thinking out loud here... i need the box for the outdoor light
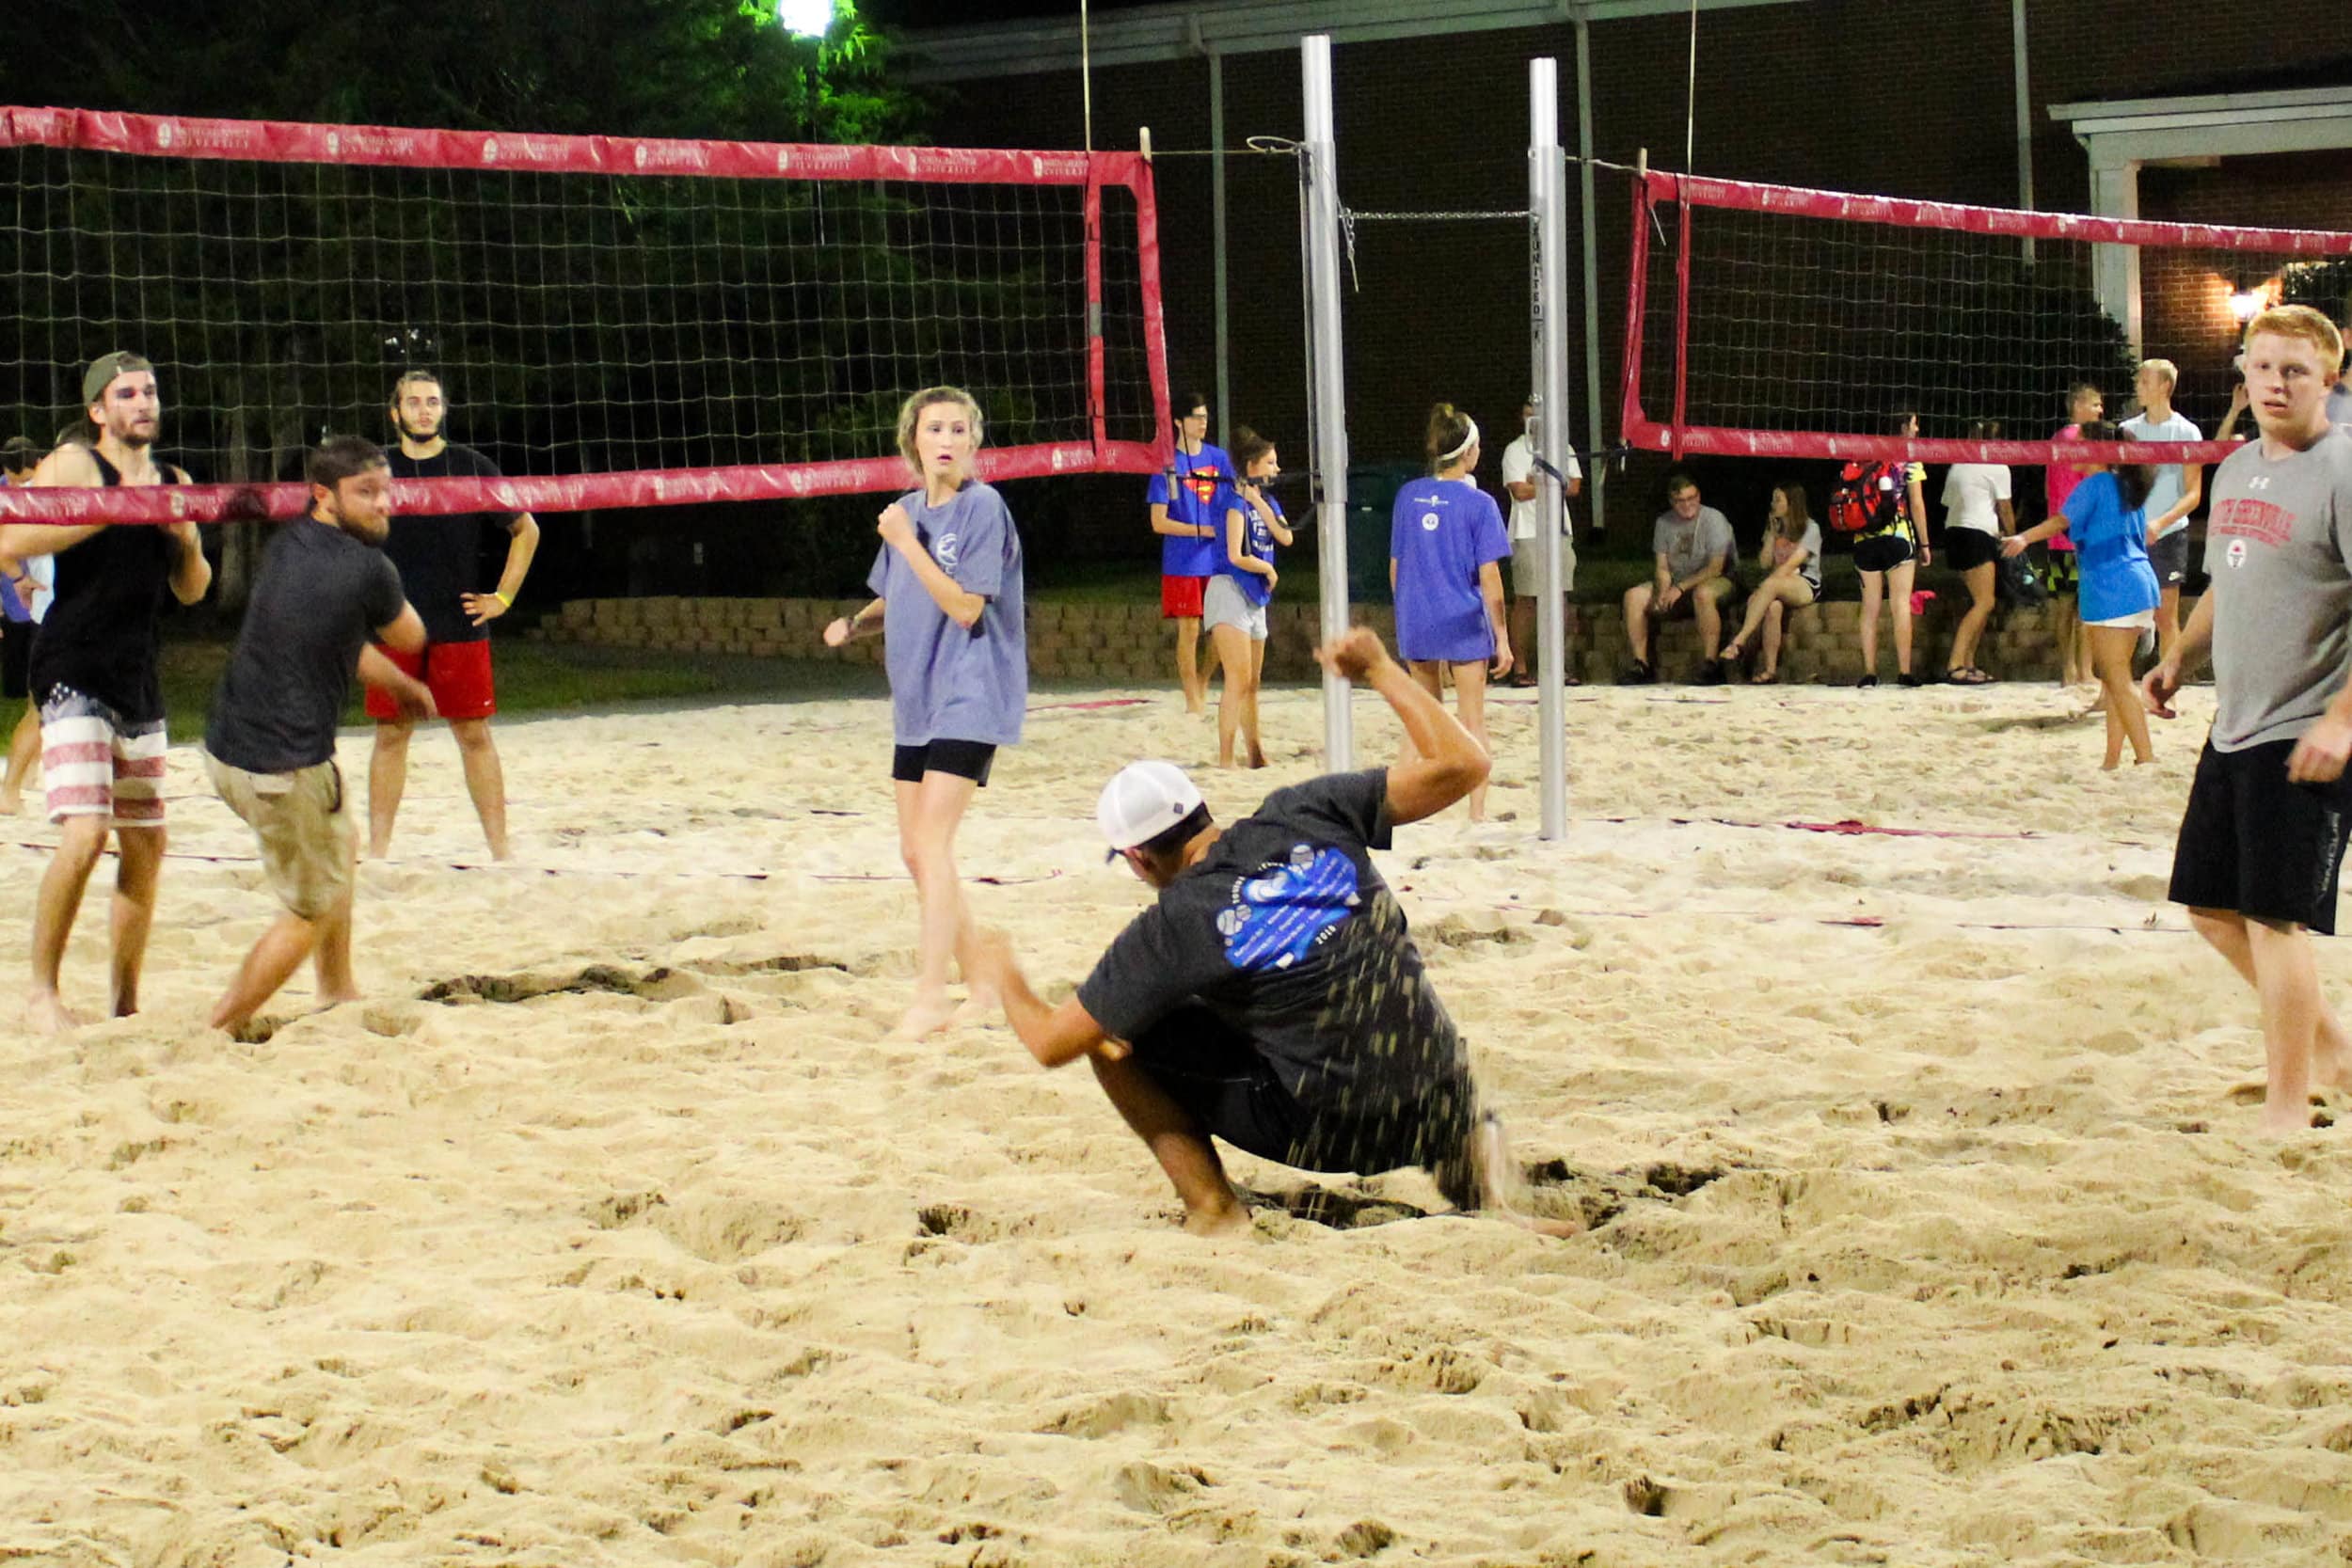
[778,0,831,38]
[2229,290,2265,323]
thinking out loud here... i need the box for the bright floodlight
[2228,289,2266,323]
[778,0,831,37]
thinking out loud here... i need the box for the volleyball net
[0,105,1171,524]
[1622,168,2352,467]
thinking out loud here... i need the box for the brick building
[907,0,2351,547]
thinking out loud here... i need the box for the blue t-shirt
[1217,491,1284,608]
[2063,470,2160,623]
[0,477,26,625]
[866,481,1027,747]
[1147,443,1233,578]
[1390,477,1511,663]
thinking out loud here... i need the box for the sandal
[1750,668,1779,685]
[1946,666,1995,686]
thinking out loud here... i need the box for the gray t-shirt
[867,481,1026,747]
[1652,505,1737,581]
[2205,425,2352,752]
[207,518,407,772]
[2122,411,2201,537]
[1763,519,1823,594]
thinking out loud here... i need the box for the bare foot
[0,789,18,816]
[313,989,363,1012]
[1246,747,1266,769]
[26,990,81,1035]
[1468,1113,1584,1237]
[2257,1100,2315,1137]
[888,996,958,1041]
[950,990,1000,1027]
[1182,1201,1251,1237]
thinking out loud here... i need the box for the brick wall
[540,591,2176,686]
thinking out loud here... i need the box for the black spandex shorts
[2148,529,2191,588]
[1942,529,2001,573]
[2169,737,2352,934]
[892,738,996,786]
[1851,532,1916,574]
[0,619,27,702]
[1128,1003,1311,1165]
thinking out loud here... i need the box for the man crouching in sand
[961,626,1575,1236]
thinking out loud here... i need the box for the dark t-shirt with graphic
[1076,769,1478,1172]
[382,443,518,645]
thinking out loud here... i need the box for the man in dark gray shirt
[961,626,1574,1238]
[205,436,434,1032]
[2144,306,2352,1135]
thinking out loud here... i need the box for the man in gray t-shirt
[2144,306,2352,1135]
[1619,474,1737,683]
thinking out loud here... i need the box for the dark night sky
[869,0,1157,28]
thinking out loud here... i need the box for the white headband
[1439,418,1480,466]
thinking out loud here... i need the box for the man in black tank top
[0,352,211,1033]
[367,371,540,861]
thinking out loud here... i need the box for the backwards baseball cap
[83,351,152,406]
[1096,759,1206,853]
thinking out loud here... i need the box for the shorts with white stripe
[40,687,167,829]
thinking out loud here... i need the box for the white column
[1531,56,1571,841]
[1301,35,1353,767]
[2090,154,2143,352]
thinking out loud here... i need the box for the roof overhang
[2049,85,2352,165]
[902,0,1800,84]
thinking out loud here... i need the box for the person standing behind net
[2121,358,2204,664]
[1390,404,1512,821]
[1,434,44,814]
[204,438,435,1033]
[1716,481,1819,684]
[2141,306,2352,1134]
[2044,382,2105,690]
[2004,422,2158,768]
[1851,412,1931,688]
[0,353,211,1034]
[1205,426,1292,769]
[1501,397,1582,689]
[367,371,540,862]
[1146,392,1232,716]
[1940,422,2015,685]
[822,387,1025,1039]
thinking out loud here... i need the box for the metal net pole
[1531,57,1572,839]
[1301,35,1353,768]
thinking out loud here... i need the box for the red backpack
[1828,461,1901,533]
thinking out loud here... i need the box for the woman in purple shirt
[823,387,1027,1038]
[1391,404,1513,820]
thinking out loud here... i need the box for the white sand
[4,677,2351,1567]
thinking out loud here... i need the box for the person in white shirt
[1500,399,1583,688]
[1939,420,2015,684]
[2121,357,2203,662]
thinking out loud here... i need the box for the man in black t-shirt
[0,352,211,1034]
[962,626,1575,1238]
[205,436,434,1032]
[367,371,540,861]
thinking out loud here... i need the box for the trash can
[1343,461,1421,606]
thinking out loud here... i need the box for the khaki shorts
[1509,531,1576,595]
[206,754,356,921]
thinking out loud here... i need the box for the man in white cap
[961,626,1572,1236]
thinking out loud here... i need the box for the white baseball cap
[1096,760,1205,852]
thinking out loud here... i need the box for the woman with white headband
[1389,403,1512,821]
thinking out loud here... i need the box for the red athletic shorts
[364,640,497,722]
[1161,575,1209,621]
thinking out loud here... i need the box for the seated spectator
[1716,481,1819,684]
[1620,474,1736,684]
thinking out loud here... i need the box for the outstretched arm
[1315,626,1489,824]
[961,927,1128,1068]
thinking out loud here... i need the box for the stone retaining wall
[538,593,2197,685]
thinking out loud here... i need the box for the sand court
[4,677,2351,1566]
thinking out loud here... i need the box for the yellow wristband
[493,590,513,609]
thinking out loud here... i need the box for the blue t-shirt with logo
[1218,490,1284,608]
[1147,443,1233,578]
[1390,477,1511,663]
[2063,470,2160,623]
[867,481,1027,747]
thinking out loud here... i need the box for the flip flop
[1749,668,1779,685]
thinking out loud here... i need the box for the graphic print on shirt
[1182,464,1223,508]
[1216,844,1361,972]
